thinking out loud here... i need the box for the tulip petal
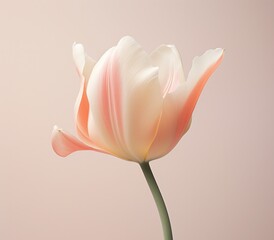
[175,48,224,140]
[146,84,188,160]
[124,66,162,161]
[51,126,102,157]
[146,45,187,160]
[73,43,95,82]
[146,48,224,161]
[73,43,96,146]
[116,37,163,161]
[187,48,224,91]
[86,47,124,158]
[87,36,163,161]
[150,45,185,97]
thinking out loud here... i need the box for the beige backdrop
[1,0,273,239]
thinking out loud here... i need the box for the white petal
[187,48,224,90]
[73,43,85,73]
[87,36,163,162]
[150,45,185,97]
[146,84,189,160]
[72,43,96,83]
[174,48,224,144]
[123,66,162,161]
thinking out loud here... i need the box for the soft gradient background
[1,0,273,239]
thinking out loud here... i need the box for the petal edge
[51,126,99,157]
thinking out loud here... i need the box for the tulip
[51,36,223,240]
[52,36,223,163]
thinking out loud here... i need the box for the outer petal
[147,48,224,161]
[146,84,189,160]
[86,47,125,158]
[73,43,95,82]
[73,43,97,146]
[87,36,163,162]
[150,45,185,97]
[145,45,186,160]
[175,48,224,141]
[51,126,104,157]
[186,48,224,91]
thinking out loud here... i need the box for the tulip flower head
[52,36,223,163]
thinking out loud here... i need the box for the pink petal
[86,47,125,157]
[74,78,93,145]
[51,126,102,157]
[146,48,224,160]
[73,43,96,146]
[145,45,187,160]
[175,48,224,141]
[146,85,188,160]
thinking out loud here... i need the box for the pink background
[1,0,273,239]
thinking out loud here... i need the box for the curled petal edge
[73,43,97,146]
[146,48,224,161]
[150,44,185,97]
[175,48,224,141]
[51,126,104,157]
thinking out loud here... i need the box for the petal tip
[72,42,84,51]
[51,126,81,157]
[73,43,85,72]
[53,125,60,131]
[120,35,135,41]
[213,47,224,56]
[52,125,64,135]
[215,48,225,63]
[118,36,139,47]
[215,47,224,55]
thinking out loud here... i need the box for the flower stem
[140,162,173,240]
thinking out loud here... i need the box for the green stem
[140,162,173,240]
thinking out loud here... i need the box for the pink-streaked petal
[150,45,185,97]
[175,48,224,140]
[145,84,188,160]
[73,43,96,146]
[186,48,224,91]
[145,45,187,160]
[51,126,102,157]
[87,36,163,162]
[147,48,224,161]
[74,78,93,145]
[86,47,125,158]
